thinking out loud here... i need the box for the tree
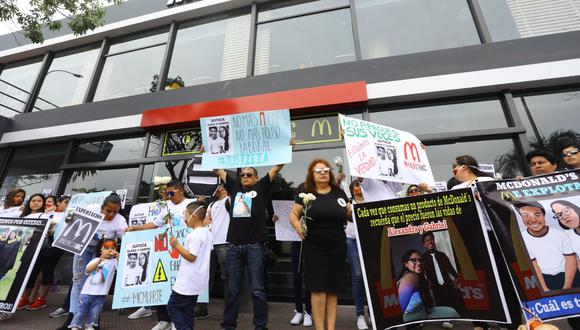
[0,0,123,44]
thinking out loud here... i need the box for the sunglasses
[240,172,255,178]
[313,167,332,174]
[408,188,420,193]
[562,150,579,157]
[166,191,175,197]
[408,257,424,264]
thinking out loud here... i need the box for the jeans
[221,243,268,330]
[167,291,198,330]
[290,241,311,314]
[346,238,365,317]
[69,294,105,328]
[70,246,97,315]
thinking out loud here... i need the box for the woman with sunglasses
[398,249,459,323]
[290,159,351,330]
[550,200,580,271]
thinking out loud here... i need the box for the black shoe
[56,313,73,330]
[194,306,209,320]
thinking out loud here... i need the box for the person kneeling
[70,240,119,330]
[168,202,213,330]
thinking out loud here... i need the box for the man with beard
[421,232,464,313]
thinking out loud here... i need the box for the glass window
[64,167,139,209]
[425,139,520,181]
[0,143,68,198]
[71,136,146,163]
[479,0,580,41]
[258,0,348,22]
[370,100,508,136]
[254,9,355,75]
[0,59,42,116]
[108,31,168,54]
[138,161,189,203]
[34,46,100,111]
[93,31,168,102]
[355,0,480,60]
[168,13,251,87]
[514,91,580,149]
[147,133,163,157]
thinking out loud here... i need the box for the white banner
[339,115,435,185]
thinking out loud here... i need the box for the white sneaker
[151,321,172,330]
[290,310,303,325]
[441,321,454,329]
[303,312,313,327]
[171,323,177,330]
[128,306,153,319]
[85,326,95,330]
[357,315,369,330]
[49,307,68,318]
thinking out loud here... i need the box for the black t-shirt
[225,173,272,244]
[295,188,348,231]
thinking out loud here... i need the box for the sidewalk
[1,291,572,330]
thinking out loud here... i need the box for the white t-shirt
[451,176,494,231]
[208,137,225,154]
[564,229,580,258]
[124,264,143,286]
[84,204,127,246]
[209,198,230,245]
[152,199,195,228]
[359,178,403,203]
[0,206,23,217]
[522,227,574,275]
[173,227,213,296]
[81,258,117,295]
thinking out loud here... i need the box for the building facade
[0,0,579,299]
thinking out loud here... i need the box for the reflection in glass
[94,45,166,102]
[258,0,348,22]
[514,91,580,154]
[169,14,250,87]
[71,137,146,163]
[147,133,163,157]
[479,0,580,41]
[64,167,139,206]
[108,31,168,54]
[425,139,519,181]
[254,9,355,75]
[138,161,188,203]
[355,0,479,59]
[0,59,42,116]
[0,143,67,197]
[370,100,507,136]
[34,46,100,111]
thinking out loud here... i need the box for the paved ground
[0,291,572,330]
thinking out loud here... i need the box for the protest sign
[339,115,435,185]
[272,200,299,242]
[116,189,128,209]
[478,170,580,321]
[52,207,104,255]
[0,217,49,313]
[128,202,164,227]
[354,189,509,329]
[200,109,292,169]
[113,213,208,309]
[185,156,221,196]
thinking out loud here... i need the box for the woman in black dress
[290,158,351,330]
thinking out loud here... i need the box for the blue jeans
[70,246,97,315]
[167,291,198,330]
[221,243,268,330]
[346,237,366,317]
[291,241,311,314]
[69,294,105,328]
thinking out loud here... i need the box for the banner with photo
[0,217,49,313]
[354,189,509,329]
[478,170,580,321]
[112,217,208,309]
[52,207,104,255]
[128,202,164,227]
[339,115,435,185]
[200,109,292,169]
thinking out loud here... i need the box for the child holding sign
[70,239,119,330]
[168,202,213,330]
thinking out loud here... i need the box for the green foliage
[0,0,123,43]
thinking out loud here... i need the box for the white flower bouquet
[298,192,316,238]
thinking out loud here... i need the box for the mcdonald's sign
[291,114,341,145]
[403,142,421,162]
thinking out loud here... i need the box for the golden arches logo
[500,191,518,202]
[311,119,333,137]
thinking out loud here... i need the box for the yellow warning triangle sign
[153,259,168,283]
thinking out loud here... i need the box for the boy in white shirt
[70,240,119,330]
[168,202,213,330]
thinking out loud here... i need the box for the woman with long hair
[550,200,580,271]
[139,252,149,284]
[0,188,26,216]
[0,229,23,280]
[397,249,459,322]
[44,195,57,213]
[219,125,230,152]
[290,158,351,330]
